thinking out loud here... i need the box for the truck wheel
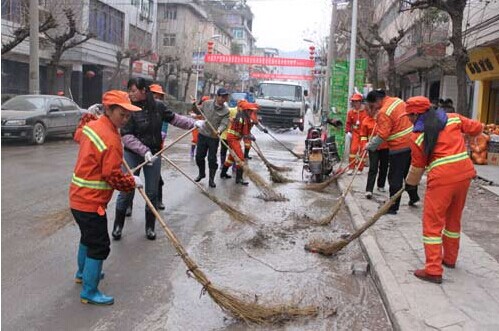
[31,123,46,145]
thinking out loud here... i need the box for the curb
[337,177,416,331]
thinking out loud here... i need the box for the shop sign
[466,47,499,81]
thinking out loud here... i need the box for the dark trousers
[366,148,389,193]
[220,139,228,169]
[158,175,164,202]
[196,133,220,171]
[71,209,110,260]
[388,149,411,212]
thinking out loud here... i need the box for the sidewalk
[338,173,499,330]
[475,164,499,196]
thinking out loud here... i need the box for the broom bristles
[201,191,256,225]
[243,165,288,201]
[269,168,294,184]
[317,198,343,226]
[304,239,349,256]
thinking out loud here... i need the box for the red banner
[204,54,315,67]
[250,72,313,81]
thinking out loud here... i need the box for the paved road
[1,125,391,330]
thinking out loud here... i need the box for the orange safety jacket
[360,115,388,150]
[226,111,255,140]
[409,113,483,188]
[345,108,367,135]
[376,97,413,152]
[69,115,135,214]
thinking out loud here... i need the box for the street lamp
[194,34,221,99]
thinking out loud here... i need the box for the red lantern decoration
[56,69,64,77]
[309,45,315,61]
[207,41,214,55]
[85,70,96,79]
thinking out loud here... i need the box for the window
[89,0,124,46]
[60,99,78,111]
[1,0,24,23]
[131,0,140,6]
[232,28,244,39]
[163,33,176,47]
[140,0,152,20]
[129,25,152,51]
[49,99,63,111]
[165,6,177,20]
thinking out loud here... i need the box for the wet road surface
[2,124,391,330]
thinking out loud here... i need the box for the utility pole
[323,1,337,116]
[347,0,358,109]
[29,0,40,94]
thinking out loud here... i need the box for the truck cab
[255,81,306,131]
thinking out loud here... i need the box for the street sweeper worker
[365,89,420,214]
[69,90,143,305]
[403,96,483,284]
[345,93,368,174]
[190,96,210,158]
[194,88,230,188]
[219,101,238,171]
[360,105,389,199]
[220,100,266,185]
[243,100,268,160]
[112,78,202,241]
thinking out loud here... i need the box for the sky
[247,0,332,52]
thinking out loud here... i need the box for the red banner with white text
[204,54,315,67]
[250,72,314,81]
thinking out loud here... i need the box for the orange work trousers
[422,179,471,276]
[349,132,364,170]
[191,129,199,145]
[224,138,244,168]
[243,137,252,150]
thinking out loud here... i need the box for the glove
[366,135,383,151]
[405,184,418,192]
[194,120,205,128]
[346,132,352,139]
[133,176,143,189]
[248,134,256,141]
[262,128,269,134]
[144,151,157,165]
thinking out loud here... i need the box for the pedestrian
[70,90,142,305]
[220,100,267,185]
[112,78,203,241]
[190,96,210,158]
[345,93,368,175]
[194,88,230,188]
[403,96,483,284]
[360,104,389,199]
[219,100,238,172]
[365,89,420,214]
[442,98,455,113]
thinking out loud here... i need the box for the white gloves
[133,176,143,189]
[346,132,352,139]
[144,151,157,165]
[194,120,205,128]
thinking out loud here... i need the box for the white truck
[255,81,307,131]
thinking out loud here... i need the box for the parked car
[1,95,83,144]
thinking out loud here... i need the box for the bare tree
[401,0,469,116]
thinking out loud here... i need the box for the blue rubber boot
[75,244,104,284]
[80,258,114,305]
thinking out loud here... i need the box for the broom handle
[265,130,302,159]
[131,127,195,173]
[161,154,207,193]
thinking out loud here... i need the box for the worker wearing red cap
[404,96,483,284]
[70,90,143,305]
[345,93,368,174]
[221,100,267,185]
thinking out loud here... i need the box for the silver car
[1,95,83,144]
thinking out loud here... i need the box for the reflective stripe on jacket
[70,115,135,213]
[376,97,412,151]
[409,113,483,187]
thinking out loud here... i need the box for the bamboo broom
[161,154,255,225]
[302,160,354,192]
[251,143,294,184]
[131,127,195,173]
[265,130,303,159]
[191,98,286,202]
[123,160,318,323]
[252,141,292,172]
[304,187,405,256]
[315,150,368,226]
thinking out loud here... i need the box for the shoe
[80,258,114,305]
[220,165,232,179]
[443,261,456,269]
[244,147,252,160]
[195,163,206,182]
[145,211,156,240]
[112,209,126,240]
[125,205,132,217]
[347,169,354,175]
[413,269,442,284]
[377,187,386,192]
[208,168,217,188]
[235,168,249,186]
[75,244,104,284]
[157,201,165,210]
[365,192,373,199]
[386,210,397,215]
[194,174,205,182]
[409,196,420,207]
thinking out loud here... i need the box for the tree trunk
[183,71,193,102]
[386,48,398,96]
[450,10,468,117]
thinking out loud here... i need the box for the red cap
[201,96,210,102]
[102,90,141,112]
[149,84,165,95]
[404,96,431,116]
[350,93,363,101]
[243,102,260,110]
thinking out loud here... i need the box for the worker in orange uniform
[190,96,210,157]
[403,96,483,284]
[220,100,268,185]
[360,104,389,199]
[70,90,143,305]
[365,89,420,214]
[345,93,368,174]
